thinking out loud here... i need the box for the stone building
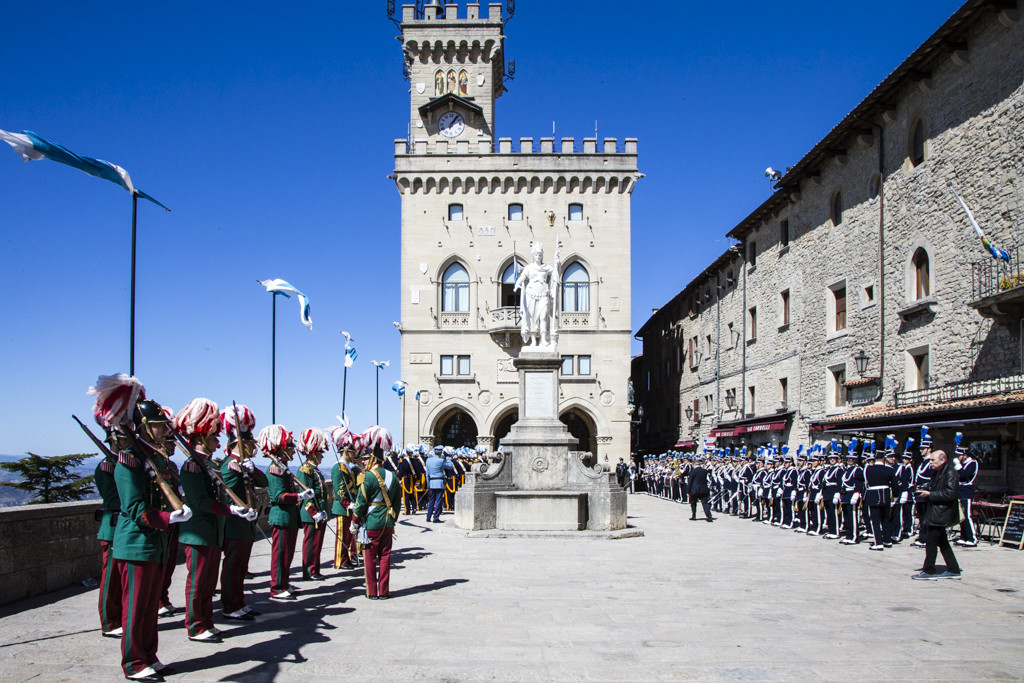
[393,2,639,460]
[635,0,1024,493]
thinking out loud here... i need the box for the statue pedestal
[455,349,629,532]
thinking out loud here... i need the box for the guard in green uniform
[219,404,268,620]
[260,424,312,600]
[95,419,127,638]
[297,428,331,580]
[353,428,401,600]
[331,446,359,569]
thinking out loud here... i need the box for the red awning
[708,428,742,438]
[674,440,696,448]
[709,422,787,438]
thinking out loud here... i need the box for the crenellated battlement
[395,136,639,156]
[402,2,502,24]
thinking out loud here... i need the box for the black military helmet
[133,399,170,428]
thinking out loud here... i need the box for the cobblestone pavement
[1,494,1023,681]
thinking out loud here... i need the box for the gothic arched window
[913,248,931,299]
[500,261,524,307]
[442,263,470,312]
[562,262,590,312]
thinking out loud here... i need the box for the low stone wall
[0,500,103,606]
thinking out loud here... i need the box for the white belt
[868,485,889,490]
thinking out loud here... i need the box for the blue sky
[0,0,965,457]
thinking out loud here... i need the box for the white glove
[775,488,782,498]
[852,493,861,505]
[241,459,255,473]
[230,505,250,518]
[313,511,327,524]
[349,521,359,535]
[244,508,259,522]
[900,492,909,504]
[169,505,193,524]
[347,502,357,512]
[954,459,962,471]
[144,461,157,479]
[299,489,315,501]
[832,493,840,505]
[815,492,823,504]
[789,492,797,501]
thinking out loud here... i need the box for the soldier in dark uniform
[953,432,980,547]
[893,439,916,542]
[807,447,825,535]
[840,439,865,545]
[863,440,897,551]
[296,428,331,581]
[822,443,843,539]
[95,418,126,638]
[911,427,933,548]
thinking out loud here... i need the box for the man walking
[687,457,714,522]
[912,448,962,580]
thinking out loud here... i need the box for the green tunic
[267,464,300,528]
[331,462,358,517]
[112,449,171,564]
[297,461,331,524]
[177,459,226,548]
[95,456,121,543]
[221,458,268,541]
[353,466,401,531]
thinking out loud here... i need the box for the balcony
[970,244,1024,326]
[488,306,520,347]
[439,312,471,329]
[560,312,591,328]
[893,374,1024,408]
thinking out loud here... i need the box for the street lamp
[725,391,736,410]
[684,405,694,421]
[371,360,390,424]
[853,349,870,377]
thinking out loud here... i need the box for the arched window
[434,70,445,96]
[507,203,523,221]
[442,263,470,312]
[447,70,457,94]
[830,190,843,227]
[562,262,590,312]
[913,248,930,299]
[500,261,524,307]
[909,119,926,167]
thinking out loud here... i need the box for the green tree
[0,452,96,504]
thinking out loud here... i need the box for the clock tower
[399,1,506,145]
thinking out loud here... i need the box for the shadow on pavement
[390,577,468,598]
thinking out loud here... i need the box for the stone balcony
[488,306,520,346]
[439,312,472,329]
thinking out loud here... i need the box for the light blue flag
[392,381,407,397]
[341,331,356,367]
[0,129,168,210]
[259,278,312,330]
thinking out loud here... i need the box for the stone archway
[435,408,479,448]
[560,408,595,455]
[492,408,518,451]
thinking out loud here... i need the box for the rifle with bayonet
[172,431,250,509]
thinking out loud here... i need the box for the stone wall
[0,500,102,606]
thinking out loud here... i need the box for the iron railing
[893,374,1024,407]
[971,244,1024,301]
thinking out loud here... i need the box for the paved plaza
[0,494,1022,681]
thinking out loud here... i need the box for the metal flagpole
[271,292,277,423]
[342,364,348,415]
[376,366,381,424]
[129,193,137,375]
[401,390,407,446]
[416,391,421,444]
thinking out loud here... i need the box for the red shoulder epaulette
[118,451,141,469]
[269,465,285,476]
[182,460,203,474]
[99,460,116,474]
[228,460,242,473]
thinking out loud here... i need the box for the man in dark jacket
[912,449,961,580]
[687,458,714,522]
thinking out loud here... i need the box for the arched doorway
[435,409,479,448]
[560,408,594,455]
[493,409,518,451]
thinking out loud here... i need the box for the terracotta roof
[818,389,1024,426]
[843,376,879,388]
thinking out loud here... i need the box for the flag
[0,129,168,210]
[341,331,356,367]
[948,181,1009,261]
[259,278,313,330]
[415,391,421,402]
[392,381,408,397]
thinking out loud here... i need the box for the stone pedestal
[454,348,629,532]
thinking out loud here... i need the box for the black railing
[971,244,1023,301]
[893,374,1024,407]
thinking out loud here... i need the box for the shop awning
[708,428,742,438]
[673,440,697,448]
[709,413,792,438]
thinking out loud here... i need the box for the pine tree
[0,452,96,504]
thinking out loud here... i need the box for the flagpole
[401,390,407,446]
[271,292,277,423]
[129,192,138,375]
[375,365,381,425]
[416,392,421,445]
[342,364,348,415]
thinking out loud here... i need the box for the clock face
[438,111,465,138]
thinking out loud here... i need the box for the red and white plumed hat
[257,424,292,455]
[220,405,256,438]
[361,425,393,453]
[297,428,328,456]
[174,398,221,438]
[88,374,146,431]
[329,414,353,450]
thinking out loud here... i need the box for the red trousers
[270,526,298,595]
[118,559,162,677]
[334,517,355,568]
[362,527,394,598]
[98,540,122,632]
[220,537,253,613]
[183,544,221,636]
[301,522,326,576]
[159,526,179,608]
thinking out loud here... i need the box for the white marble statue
[514,242,560,347]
